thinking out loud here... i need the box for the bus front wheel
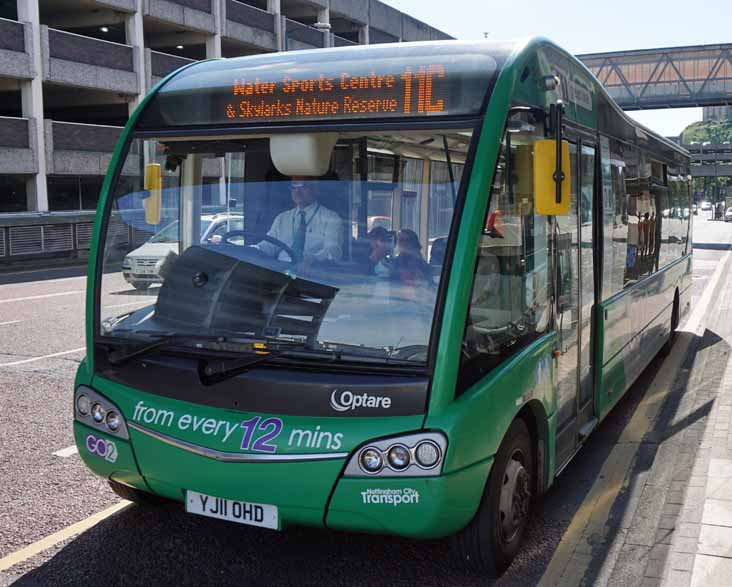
[108,480,166,505]
[450,418,534,577]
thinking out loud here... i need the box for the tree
[681,120,732,144]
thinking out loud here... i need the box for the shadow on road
[0,265,88,286]
[580,327,730,585]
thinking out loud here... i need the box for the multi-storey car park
[0,0,451,264]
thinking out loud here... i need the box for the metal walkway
[578,43,732,110]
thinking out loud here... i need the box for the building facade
[0,0,450,262]
[703,105,732,123]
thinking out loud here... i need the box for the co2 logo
[85,434,118,463]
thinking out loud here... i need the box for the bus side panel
[425,335,556,494]
[596,257,691,419]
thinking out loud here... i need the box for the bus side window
[458,115,550,393]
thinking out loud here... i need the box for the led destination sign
[138,44,499,127]
[226,64,448,122]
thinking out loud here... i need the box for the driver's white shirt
[259,202,343,262]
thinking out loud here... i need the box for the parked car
[122,213,244,289]
[725,207,732,222]
[701,201,712,211]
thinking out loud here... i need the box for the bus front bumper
[74,418,491,539]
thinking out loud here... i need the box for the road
[0,213,730,586]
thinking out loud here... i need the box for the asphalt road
[0,213,730,586]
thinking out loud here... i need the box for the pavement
[0,213,730,586]
[539,215,732,587]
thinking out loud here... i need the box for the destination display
[137,44,499,127]
[226,64,448,121]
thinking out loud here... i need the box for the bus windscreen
[137,42,499,128]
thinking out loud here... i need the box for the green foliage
[681,120,732,145]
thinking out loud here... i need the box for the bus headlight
[74,386,129,440]
[106,411,121,432]
[91,403,105,423]
[415,441,441,469]
[387,445,411,470]
[359,448,383,473]
[345,432,447,477]
[76,394,91,416]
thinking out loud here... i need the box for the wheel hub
[498,456,531,543]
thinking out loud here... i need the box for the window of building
[48,176,104,211]
[0,175,28,213]
[0,0,17,20]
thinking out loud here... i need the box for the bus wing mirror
[144,163,162,226]
[534,139,571,215]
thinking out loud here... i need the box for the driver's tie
[292,210,306,258]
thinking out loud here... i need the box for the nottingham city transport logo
[361,488,420,506]
[329,389,392,412]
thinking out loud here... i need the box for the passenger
[361,226,393,276]
[391,229,431,286]
[259,176,343,268]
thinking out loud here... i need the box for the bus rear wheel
[450,418,534,577]
[108,480,166,505]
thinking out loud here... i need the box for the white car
[122,213,243,289]
[701,201,712,211]
[725,207,732,223]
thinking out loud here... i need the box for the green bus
[74,38,692,576]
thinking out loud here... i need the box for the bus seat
[430,237,447,266]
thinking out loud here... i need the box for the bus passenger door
[553,138,597,470]
[577,142,597,434]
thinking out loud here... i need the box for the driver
[258,176,343,265]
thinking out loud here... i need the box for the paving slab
[690,554,732,587]
[697,524,732,557]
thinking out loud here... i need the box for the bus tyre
[451,419,533,577]
[108,480,165,505]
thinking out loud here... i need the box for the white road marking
[0,290,84,304]
[682,248,732,336]
[0,347,85,367]
[0,320,23,326]
[53,445,79,458]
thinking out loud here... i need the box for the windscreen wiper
[106,333,226,366]
[200,339,318,384]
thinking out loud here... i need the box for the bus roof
[134,38,688,163]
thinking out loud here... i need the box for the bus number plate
[185,490,279,530]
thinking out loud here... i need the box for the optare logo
[329,389,392,412]
[85,434,118,463]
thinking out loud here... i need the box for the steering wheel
[219,230,299,263]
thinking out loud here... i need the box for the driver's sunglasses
[290,182,307,191]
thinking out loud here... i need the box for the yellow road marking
[538,332,693,587]
[0,501,131,572]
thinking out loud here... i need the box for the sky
[384,0,732,137]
